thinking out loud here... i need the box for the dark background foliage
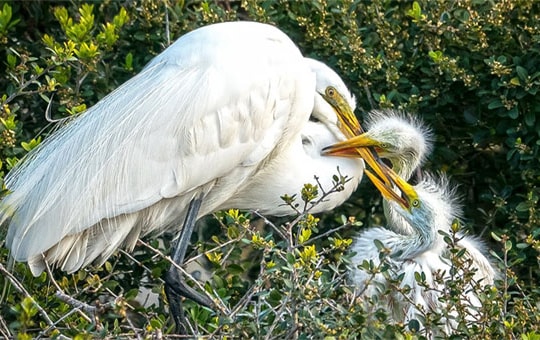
[0,0,538,338]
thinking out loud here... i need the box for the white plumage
[335,110,497,333]
[1,22,365,276]
[351,171,495,334]
[348,110,496,281]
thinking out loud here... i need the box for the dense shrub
[0,0,538,338]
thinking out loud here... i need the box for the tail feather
[25,213,142,275]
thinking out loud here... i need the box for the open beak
[364,164,418,212]
[321,134,379,156]
[320,91,391,187]
[321,134,391,187]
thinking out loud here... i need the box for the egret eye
[412,199,420,208]
[325,86,336,97]
[380,142,390,150]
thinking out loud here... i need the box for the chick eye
[325,86,336,97]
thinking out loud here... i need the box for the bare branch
[137,239,230,315]
[0,263,56,331]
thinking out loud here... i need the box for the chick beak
[322,135,392,187]
[364,163,419,212]
[364,167,410,211]
[321,134,378,156]
[319,90,391,187]
[383,164,419,211]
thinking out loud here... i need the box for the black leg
[164,193,214,334]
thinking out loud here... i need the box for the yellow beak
[318,91,418,210]
[320,89,364,137]
[321,135,391,187]
[364,163,419,212]
[321,134,380,155]
[320,88,391,188]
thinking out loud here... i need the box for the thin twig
[219,227,249,265]
[295,223,352,249]
[137,239,230,315]
[39,307,84,338]
[124,310,143,340]
[164,2,171,46]
[43,259,63,291]
[251,210,287,241]
[263,294,292,340]
[184,234,245,265]
[0,263,56,329]
[119,249,165,283]
[55,291,99,323]
[3,64,56,105]
[363,84,376,110]
[0,313,11,339]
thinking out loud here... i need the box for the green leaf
[428,50,443,63]
[6,53,16,68]
[227,264,244,275]
[105,261,113,273]
[124,52,133,71]
[21,137,41,152]
[515,201,531,212]
[524,110,535,126]
[491,232,502,242]
[406,2,424,22]
[508,106,519,119]
[487,99,503,109]
[150,318,163,329]
[286,252,296,265]
[516,65,528,81]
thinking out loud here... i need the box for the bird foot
[164,267,214,333]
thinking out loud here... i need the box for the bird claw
[164,268,215,333]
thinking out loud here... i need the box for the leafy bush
[0,0,539,338]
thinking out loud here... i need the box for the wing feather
[3,22,315,264]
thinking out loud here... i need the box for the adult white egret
[349,167,495,334]
[323,109,496,283]
[0,21,385,332]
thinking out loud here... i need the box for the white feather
[1,22,364,275]
[350,172,496,335]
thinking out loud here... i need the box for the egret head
[366,164,461,233]
[397,172,461,232]
[364,110,433,174]
[305,58,359,138]
[322,110,433,180]
[304,59,389,184]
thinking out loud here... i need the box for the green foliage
[0,0,539,338]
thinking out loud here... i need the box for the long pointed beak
[364,164,419,212]
[322,135,391,187]
[320,89,391,187]
[321,134,379,155]
[364,169,409,210]
[321,90,364,138]
[385,165,419,210]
